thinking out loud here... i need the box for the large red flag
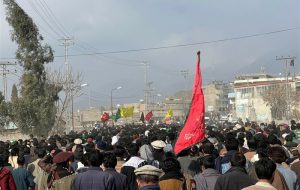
[174,51,205,155]
[145,111,153,122]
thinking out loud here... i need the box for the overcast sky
[1,0,299,109]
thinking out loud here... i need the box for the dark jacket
[121,166,138,190]
[72,167,116,190]
[0,167,17,190]
[105,168,127,190]
[214,166,255,190]
[214,150,236,174]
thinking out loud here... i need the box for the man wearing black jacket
[214,152,255,190]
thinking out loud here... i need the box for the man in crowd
[242,158,277,190]
[103,152,127,190]
[72,150,116,190]
[214,152,255,190]
[12,155,35,190]
[134,165,162,190]
[194,155,220,190]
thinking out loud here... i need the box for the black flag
[290,59,295,66]
[140,112,145,123]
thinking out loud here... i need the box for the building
[202,81,233,115]
[232,73,300,122]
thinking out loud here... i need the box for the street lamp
[71,83,88,131]
[79,83,91,108]
[110,86,122,115]
[152,93,162,110]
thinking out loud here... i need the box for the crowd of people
[0,120,300,190]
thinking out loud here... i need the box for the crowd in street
[0,120,300,190]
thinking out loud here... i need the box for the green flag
[111,108,121,122]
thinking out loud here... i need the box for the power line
[60,27,300,57]
[25,0,64,38]
[40,0,71,37]
[1,27,299,60]
[35,0,68,37]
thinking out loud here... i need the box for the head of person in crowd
[225,137,239,152]
[268,134,282,146]
[102,152,117,170]
[126,143,140,159]
[255,158,276,182]
[284,134,294,143]
[134,165,162,189]
[0,150,10,167]
[37,147,47,159]
[17,154,25,167]
[268,146,287,164]
[22,146,31,156]
[60,139,67,148]
[245,131,253,140]
[201,142,215,156]
[87,150,103,167]
[74,149,83,162]
[230,152,246,168]
[256,140,269,159]
[85,143,95,153]
[161,157,181,173]
[10,147,19,157]
[247,137,257,151]
[96,140,107,152]
[291,120,296,129]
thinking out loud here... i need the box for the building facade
[232,74,300,122]
[202,81,233,115]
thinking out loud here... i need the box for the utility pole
[60,38,74,132]
[276,56,296,121]
[180,70,189,120]
[0,61,17,101]
[141,62,150,113]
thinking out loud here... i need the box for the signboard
[207,106,214,112]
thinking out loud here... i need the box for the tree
[262,84,298,120]
[46,68,83,134]
[4,0,60,135]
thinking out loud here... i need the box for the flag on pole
[111,108,121,122]
[140,112,145,123]
[145,111,153,122]
[120,106,134,118]
[174,51,205,155]
[100,112,110,122]
[165,109,173,118]
[290,59,295,66]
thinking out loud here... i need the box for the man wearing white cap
[150,140,166,168]
[134,165,162,190]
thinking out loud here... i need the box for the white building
[232,74,300,122]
